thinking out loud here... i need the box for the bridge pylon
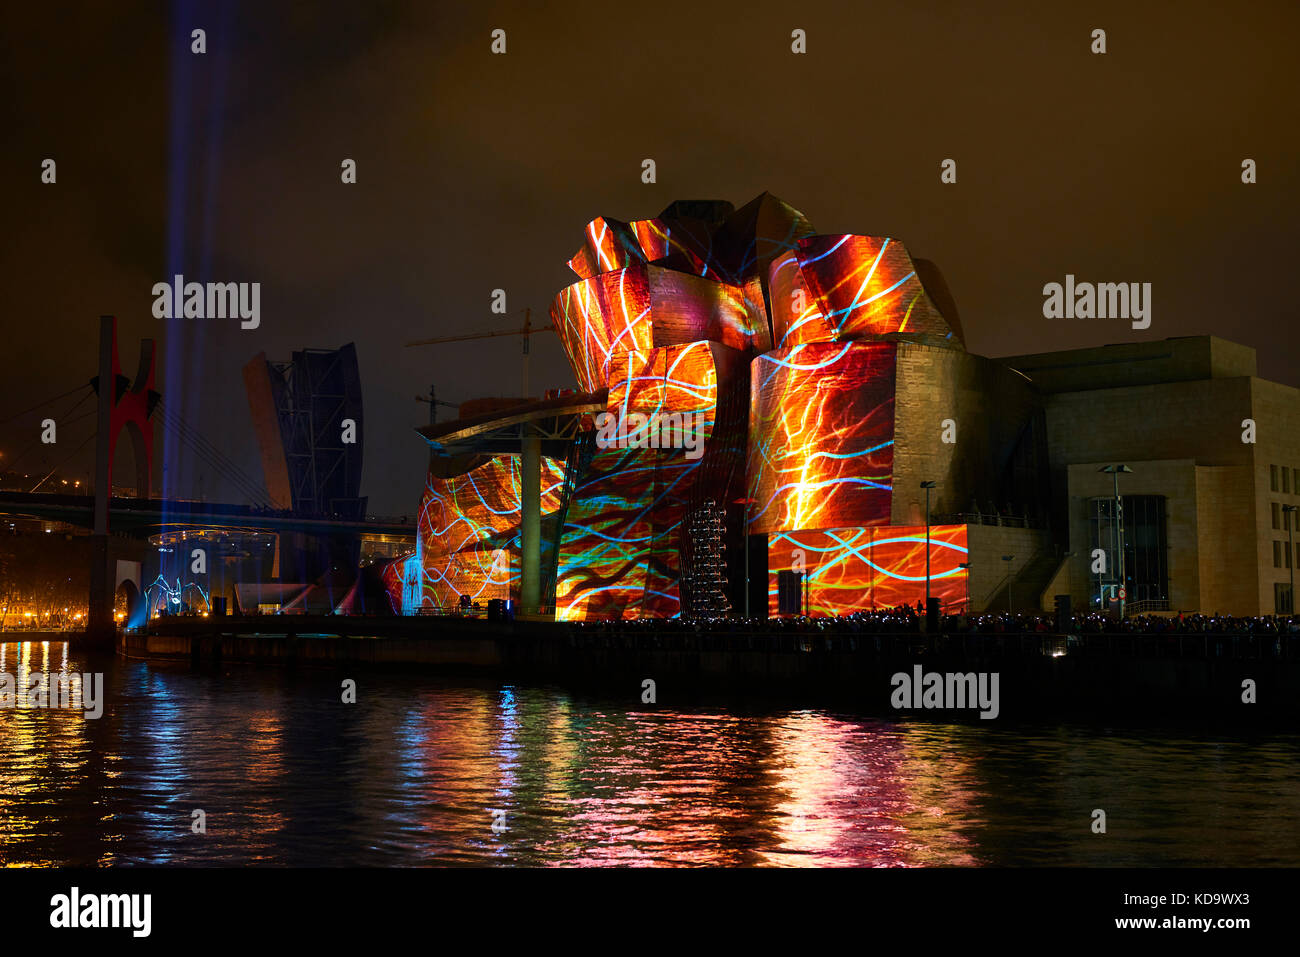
[87,315,159,648]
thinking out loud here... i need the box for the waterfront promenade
[113,612,1300,718]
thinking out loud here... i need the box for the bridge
[0,491,414,538]
[0,317,410,643]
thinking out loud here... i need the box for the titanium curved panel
[794,235,954,344]
[606,340,719,434]
[631,217,712,277]
[568,216,647,280]
[410,455,566,611]
[645,267,764,353]
[550,266,654,393]
[767,249,824,350]
[556,342,742,620]
[748,341,897,535]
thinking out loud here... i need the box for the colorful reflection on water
[1,641,1297,867]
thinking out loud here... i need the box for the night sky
[2,1,1296,516]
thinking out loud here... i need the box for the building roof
[998,336,1258,393]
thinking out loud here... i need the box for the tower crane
[414,385,459,425]
[405,307,555,399]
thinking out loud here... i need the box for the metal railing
[556,630,1296,660]
[1125,599,1171,615]
[933,511,1043,529]
[412,603,557,619]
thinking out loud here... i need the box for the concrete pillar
[520,436,542,617]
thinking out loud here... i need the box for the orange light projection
[768,524,969,616]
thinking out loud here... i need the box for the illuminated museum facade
[384,194,1300,619]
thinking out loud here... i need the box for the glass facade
[1276,582,1294,615]
[1089,494,1169,606]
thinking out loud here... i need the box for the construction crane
[415,384,459,425]
[405,307,554,398]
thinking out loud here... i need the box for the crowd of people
[567,605,1300,637]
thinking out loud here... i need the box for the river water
[1,639,1296,867]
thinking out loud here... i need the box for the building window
[1088,495,1168,607]
[1286,469,1293,494]
[1275,541,1284,568]
[1294,468,1299,494]
[1277,582,1295,615]
[1272,465,1279,492]
[1274,502,1282,529]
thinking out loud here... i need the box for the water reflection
[0,640,1297,867]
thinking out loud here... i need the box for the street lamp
[1284,505,1298,615]
[1001,554,1015,610]
[1098,465,1133,616]
[921,481,938,617]
[957,561,972,614]
[734,496,759,619]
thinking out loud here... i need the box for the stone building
[1002,336,1299,615]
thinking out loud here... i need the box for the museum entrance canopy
[416,391,606,458]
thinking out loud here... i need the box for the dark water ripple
[1,641,1297,867]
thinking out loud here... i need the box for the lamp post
[734,496,759,619]
[1284,505,1298,615]
[1001,554,1015,611]
[921,481,938,615]
[957,561,972,614]
[1098,465,1133,617]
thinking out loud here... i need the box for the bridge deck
[0,492,415,537]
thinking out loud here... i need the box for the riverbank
[117,616,1300,720]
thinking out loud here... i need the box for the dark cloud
[2,0,1296,513]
